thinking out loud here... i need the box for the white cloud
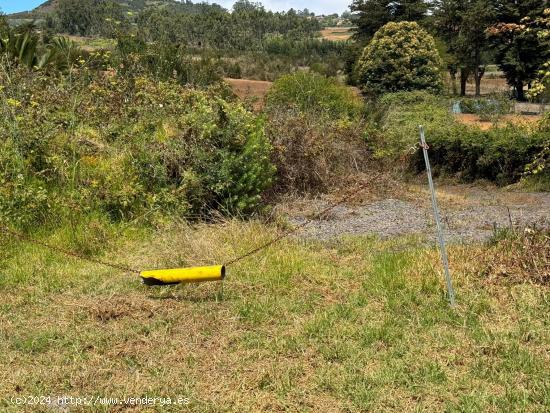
[212,0,351,15]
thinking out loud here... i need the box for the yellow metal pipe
[140,265,225,286]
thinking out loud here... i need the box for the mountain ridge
[7,0,200,18]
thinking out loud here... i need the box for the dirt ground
[279,182,550,244]
[225,78,273,111]
[455,113,542,130]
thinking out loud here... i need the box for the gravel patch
[287,193,550,244]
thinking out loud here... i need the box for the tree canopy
[350,0,430,41]
[47,0,322,52]
[433,0,493,96]
[486,0,549,100]
[357,21,443,94]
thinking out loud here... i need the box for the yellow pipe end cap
[140,265,225,286]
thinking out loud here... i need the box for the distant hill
[32,0,59,15]
[8,1,60,18]
[7,0,206,19]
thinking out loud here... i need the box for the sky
[0,0,350,15]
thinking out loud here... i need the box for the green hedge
[372,91,549,186]
[413,125,548,185]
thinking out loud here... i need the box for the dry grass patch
[224,78,273,111]
[455,113,542,130]
[320,28,354,41]
[482,228,549,285]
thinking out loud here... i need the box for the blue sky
[0,0,350,15]
[1,0,43,14]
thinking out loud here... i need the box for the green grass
[69,36,117,50]
[0,221,548,412]
[519,174,550,192]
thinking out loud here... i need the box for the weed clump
[265,72,368,193]
[483,227,549,285]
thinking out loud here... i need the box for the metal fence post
[419,125,456,307]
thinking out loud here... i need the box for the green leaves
[266,71,364,121]
[357,21,443,95]
[0,69,275,229]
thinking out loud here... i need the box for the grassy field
[320,27,354,41]
[0,220,548,412]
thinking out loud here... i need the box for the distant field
[66,36,117,51]
[225,78,273,111]
[465,77,510,95]
[225,78,362,111]
[320,27,354,41]
[455,113,542,130]
[442,76,510,96]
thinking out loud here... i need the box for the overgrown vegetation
[28,0,353,80]
[0,66,274,231]
[485,226,549,285]
[0,2,549,411]
[0,23,85,71]
[266,71,363,120]
[265,72,367,193]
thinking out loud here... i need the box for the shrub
[413,125,549,185]
[357,21,443,95]
[265,71,367,193]
[265,71,364,121]
[522,113,550,189]
[0,174,50,229]
[368,91,450,159]
[266,109,367,193]
[0,67,275,232]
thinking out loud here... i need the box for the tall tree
[357,21,443,94]
[350,0,429,41]
[487,0,549,100]
[54,0,125,36]
[527,9,550,100]
[434,0,493,96]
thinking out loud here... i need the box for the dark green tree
[357,21,443,94]
[433,0,493,96]
[54,0,125,36]
[350,0,430,41]
[487,0,549,100]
